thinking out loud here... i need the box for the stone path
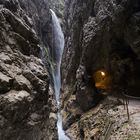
[110,99,140,140]
[66,97,140,140]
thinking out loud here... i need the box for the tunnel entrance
[93,69,112,92]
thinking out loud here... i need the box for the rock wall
[0,0,58,139]
[18,0,64,64]
[62,0,140,134]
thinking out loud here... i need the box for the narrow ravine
[50,9,70,140]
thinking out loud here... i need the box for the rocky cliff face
[62,0,140,139]
[1,0,140,139]
[0,0,58,139]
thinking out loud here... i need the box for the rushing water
[50,9,70,140]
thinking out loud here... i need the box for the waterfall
[50,9,64,103]
[50,9,70,140]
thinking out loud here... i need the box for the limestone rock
[0,72,13,93]
[0,0,58,139]
[62,0,140,139]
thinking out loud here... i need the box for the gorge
[0,0,140,140]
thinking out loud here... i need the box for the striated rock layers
[62,0,140,139]
[0,0,58,140]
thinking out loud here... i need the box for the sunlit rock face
[0,0,58,139]
[62,0,140,134]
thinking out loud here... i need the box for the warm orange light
[93,69,112,91]
[101,71,105,76]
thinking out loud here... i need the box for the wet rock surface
[0,0,140,139]
[66,97,140,140]
[0,0,58,139]
[18,0,64,62]
[62,0,140,139]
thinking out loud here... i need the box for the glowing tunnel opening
[93,69,112,91]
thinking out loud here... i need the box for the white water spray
[50,9,70,140]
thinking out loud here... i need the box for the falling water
[50,9,70,140]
